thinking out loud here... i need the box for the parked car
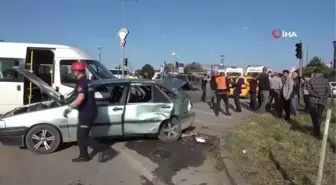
[0,68,195,154]
[330,82,336,97]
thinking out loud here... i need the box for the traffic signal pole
[299,41,303,77]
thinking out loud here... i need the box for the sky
[0,0,335,71]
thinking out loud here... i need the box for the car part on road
[25,124,61,154]
[158,117,182,143]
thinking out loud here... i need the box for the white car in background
[109,69,129,79]
[329,82,336,97]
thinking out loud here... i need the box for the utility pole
[97,47,103,62]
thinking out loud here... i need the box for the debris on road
[195,136,206,143]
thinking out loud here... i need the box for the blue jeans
[291,94,299,115]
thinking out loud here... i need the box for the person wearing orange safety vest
[215,72,231,116]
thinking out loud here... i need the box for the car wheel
[158,117,182,143]
[25,124,61,154]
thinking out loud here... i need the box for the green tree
[303,56,332,75]
[141,64,155,78]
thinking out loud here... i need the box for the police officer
[64,61,107,162]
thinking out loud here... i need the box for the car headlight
[0,120,5,128]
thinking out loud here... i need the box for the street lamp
[118,28,129,79]
[171,52,178,74]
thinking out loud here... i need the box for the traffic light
[295,43,302,59]
[123,58,128,66]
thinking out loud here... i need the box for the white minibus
[0,42,115,114]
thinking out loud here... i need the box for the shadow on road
[124,134,218,185]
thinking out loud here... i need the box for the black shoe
[225,112,232,116]
[72,156,90,163]
[236,109,242,112]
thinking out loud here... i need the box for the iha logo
[272,29,297,39]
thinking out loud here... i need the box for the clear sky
[0,0,335,71]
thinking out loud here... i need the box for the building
[333,41,336,69]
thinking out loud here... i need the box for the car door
[0,59,25,114]
[66,83,128,139]
[123,83,173,135]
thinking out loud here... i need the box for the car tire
[25,124,61,154]
[158,117,182,143]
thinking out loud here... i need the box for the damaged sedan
[0,68,195,154]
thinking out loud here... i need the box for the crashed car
[0,68,195,154]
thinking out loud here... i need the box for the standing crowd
[201,67,331,139]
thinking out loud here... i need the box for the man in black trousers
[307,69,331,138]
[231,73,244,112]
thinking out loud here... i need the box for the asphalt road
[0,94,252,185]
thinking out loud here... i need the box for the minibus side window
[59,60,77,86]
[0,58,24,82]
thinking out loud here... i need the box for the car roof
[89,79,156,86]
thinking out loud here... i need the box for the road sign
[178,67,184,73]
[118,28,129,41]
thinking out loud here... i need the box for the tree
[141,64,155,78]
[303,56,332,75]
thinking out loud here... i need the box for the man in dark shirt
[201,74,208,102]
[307,69,331,138]
[231,73,244,112]
[249,73,258,110]
[256,67,270,113]
[64,61,107,162]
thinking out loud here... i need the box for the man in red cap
[64,61,107,162]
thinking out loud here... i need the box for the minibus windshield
[85,60,116,79]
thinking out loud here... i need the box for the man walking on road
[307,69,331,139]
[248,73,258,110]
[64,61,108,163]
[268,72,283,115]
[231,73,244,112]
[256,67,270,113]
[207,72,217,109]
[215,72,231,116]
[281,70,293,121]
[201,74,208,102]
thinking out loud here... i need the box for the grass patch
[227,105,336,185]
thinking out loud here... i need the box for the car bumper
[0,127,26,146]
[179,111,196,130]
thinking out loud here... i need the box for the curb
[219,135,248,185]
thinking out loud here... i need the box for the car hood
[13,67,63,104]
[163,76,193,91]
